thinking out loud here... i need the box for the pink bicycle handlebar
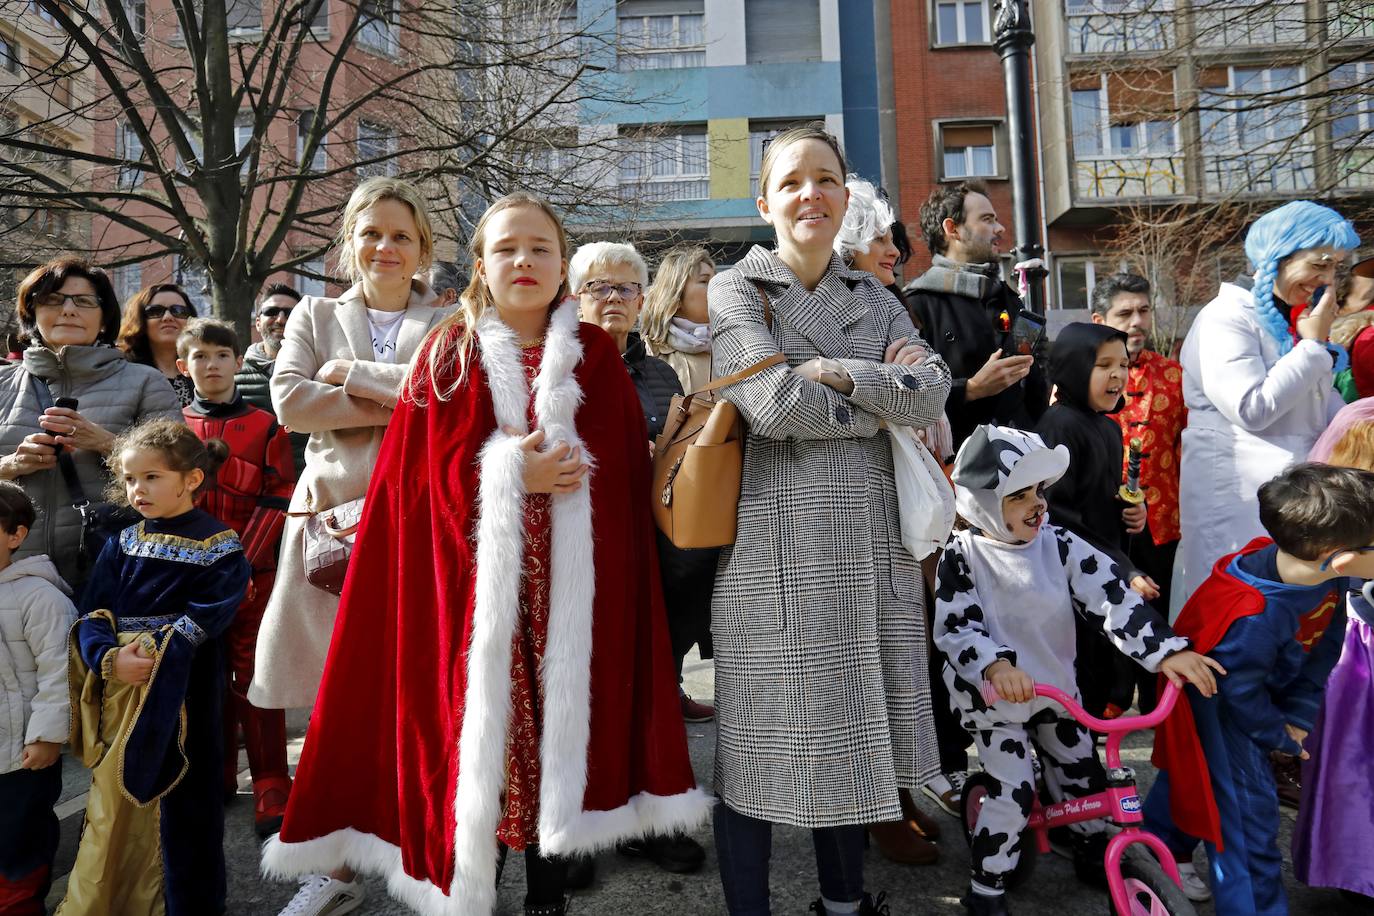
[980,680,1180,732]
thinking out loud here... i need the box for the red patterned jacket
[183,393,295,571]
[1114,349,1186,545]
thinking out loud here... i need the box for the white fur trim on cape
[262,299,712,915]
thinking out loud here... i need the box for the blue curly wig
[1245,200,1360,357]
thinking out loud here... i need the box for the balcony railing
[1192,1,1305,47]
[1074,155,1184,199]
[620,177,709,203]
[1065,8,1173,53]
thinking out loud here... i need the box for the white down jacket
[0,554,76,774]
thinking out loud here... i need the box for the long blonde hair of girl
[409,192,570,403]
[1331,421,1374,472]
[641,245,713,353]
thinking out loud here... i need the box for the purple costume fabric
[1292,614,1374,897]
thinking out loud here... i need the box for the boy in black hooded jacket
[1037,322,1156,716]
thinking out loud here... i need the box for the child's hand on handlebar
[1158,650,1227,698]
[984,659,1036,704]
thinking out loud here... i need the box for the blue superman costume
[1143,538,1347,916]
[58,509,249,916]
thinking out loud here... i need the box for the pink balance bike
[960,681,1197,916]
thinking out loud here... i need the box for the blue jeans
[714,802,865,915]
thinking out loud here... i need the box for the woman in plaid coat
[708,126,952,915]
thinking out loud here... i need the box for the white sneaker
[279,875,365,916]
[921,771,968,817]
[1175,862,1212,902]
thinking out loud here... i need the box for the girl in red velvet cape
[261,193,709,916]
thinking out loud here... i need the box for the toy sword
[1118,437,1145,505]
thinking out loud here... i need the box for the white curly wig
[834,177,895,263]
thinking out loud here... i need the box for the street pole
[993,0,1047,314]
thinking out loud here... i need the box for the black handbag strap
[27,372,92,509]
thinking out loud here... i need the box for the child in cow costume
[933,425,1221,916]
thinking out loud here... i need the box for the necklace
[519,335,545,349]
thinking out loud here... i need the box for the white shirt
[366,307,405,364]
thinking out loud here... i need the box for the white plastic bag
[885,422,956,560]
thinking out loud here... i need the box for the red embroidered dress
[1115,349,1186,545]
[497,345,552,850]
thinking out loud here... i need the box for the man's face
[1094,291,1153,358]
[256,295,296,352]
[947,192,1004,265]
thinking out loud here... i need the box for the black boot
[961,887,1011,915]
[807,891,892,915]
[524,899,566,916]
[563,854,595,890]
[616,832,706,873]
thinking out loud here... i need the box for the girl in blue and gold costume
[59,419,249,916]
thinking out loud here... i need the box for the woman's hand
[1122,502,1147,535]
[984,659,1035,704]
[884,337,930,367]
[507,428,590,494]
[316,359,353,386]
[39,407,116,455]
[1130,574,1161,600]
[795,358,855,395]
[112,642,154,686]
[1295,285,1339,342]
[1158,649,1226,699]
[0,432,59,478]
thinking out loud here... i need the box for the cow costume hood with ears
[951,424,1070,542]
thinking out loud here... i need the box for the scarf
[664,316,712,355]
[908,253,1001,300]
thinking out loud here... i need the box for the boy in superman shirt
[178,318,296,836]
[1144,462,1374,916]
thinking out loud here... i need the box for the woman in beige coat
[249,177,451,716]
[642,245,715,393]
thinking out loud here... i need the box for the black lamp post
[993,0,1047,314]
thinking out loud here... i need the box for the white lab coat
[1170,282,1345,618]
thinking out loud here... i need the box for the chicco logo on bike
[1120,795,1141,813]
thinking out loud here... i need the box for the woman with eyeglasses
[117,283,200,406]
[0,258,182,589]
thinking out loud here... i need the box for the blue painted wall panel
[838,0,882,184]
[582,62,844,125]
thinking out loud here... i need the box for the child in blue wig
[1172,200,1360,620]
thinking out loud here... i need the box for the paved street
[44,652,1354,915]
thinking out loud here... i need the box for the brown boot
[899,787,942,841]
[867,819,939,865]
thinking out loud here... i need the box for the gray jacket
[0,345,182,590]
[708,246,952,827]
[0,555,75,773]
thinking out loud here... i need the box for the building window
[744,0,820,64]
[0,36,19,73]
[357,0,398,56]
[227,0,261,33]
[303,0,327,34]
[1064,0,1173,54]
[748,119,816,196]
[1331,60,1374,189]
[234,113,256,176]
[938,122,998,179]
[112,264,142,305]
[1199,65,1312,194]
[117,121,143,188]
[1191,0,1304,48]
[356,120,397,177]
[296,108,327,172]
[176,257,211,313]
[618,1,705,71]
[30,2,57,26]
[121,0,145,36]
[619,127,709,202]
[1056,255,1114,310]
[933,0,990,46]
[297,257,326,298]
[1070,70,1183,199]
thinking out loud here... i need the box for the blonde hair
[410,192,570,402]
[335,177,435,284]
[757,123,847,199]
[642,245,713,351]
[568,242,649,294]
[1330,421,1374,472]
[1331,310,1374,350]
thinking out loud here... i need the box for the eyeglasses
[581,280,643,301]
[34,293,101,311]
[143,304,194,320]
[258,305,293,319]
[1319,545,1374,571]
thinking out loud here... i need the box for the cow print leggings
[969,708,1107,893]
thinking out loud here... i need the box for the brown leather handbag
[297,497,365,595]
[652,286,783,548]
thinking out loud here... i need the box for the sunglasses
[259,305,294,319]
[582,280,643,301]
[1319,545,1374,571]
[34,293,101,310]
[143,304,194,320]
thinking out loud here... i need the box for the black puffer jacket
[623,332,682,440]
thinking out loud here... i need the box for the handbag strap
[27,372,90,509]
[687,281,785,396]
